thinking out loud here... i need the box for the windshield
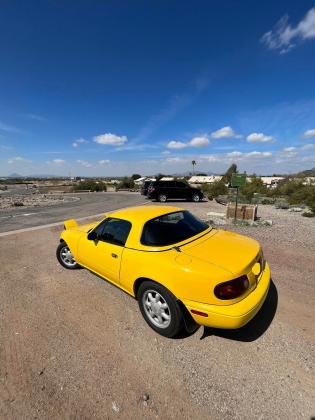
[141,210,209,246]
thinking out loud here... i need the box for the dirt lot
[0,196,314,419]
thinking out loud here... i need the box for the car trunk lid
[180,229,260,276]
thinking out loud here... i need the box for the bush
[302,211,314,218]
[240,176,267,203]
[74,181,107,192]
[275,200,290,209]
[201,181,228,200]
[270,179,315,214]
[117,177,135,190]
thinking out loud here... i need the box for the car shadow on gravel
[200,280,278,342]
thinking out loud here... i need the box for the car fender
[119,248,231,304]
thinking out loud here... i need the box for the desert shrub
[74,181,106,192]
[240,176,267,203]
[117,177,135,190]
[269,179,315,213]
[201,181,228,200]
[302,211,314,217]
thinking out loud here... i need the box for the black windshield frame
[140,210,209,247]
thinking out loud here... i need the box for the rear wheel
[192,193,200,202]
[158,193,167,202]
[56,242,80,269]
[137,281,184,338]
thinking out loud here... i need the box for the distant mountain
[7,173,59,179]
[296,167,315,177]
[8,173,23,178]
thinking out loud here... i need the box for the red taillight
[214,276,249,300]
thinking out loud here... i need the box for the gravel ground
[0,196,314,419]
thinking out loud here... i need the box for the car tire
[56,242,80,269]
[192,193,200,202]
[137,281,184,338]
[158,194,167,202]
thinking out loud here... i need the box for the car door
[163,181,176,198]
[174,182,187,199]
[77,218,132,286]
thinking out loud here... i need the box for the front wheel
[137,281,184,338]
[56,242,80,269]
[158,194,167,202]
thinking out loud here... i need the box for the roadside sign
[231,173,246,188]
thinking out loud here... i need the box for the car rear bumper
[182,263,271,329]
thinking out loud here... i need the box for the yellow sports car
[56,205,270,337]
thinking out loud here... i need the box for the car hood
[179,229,260,276]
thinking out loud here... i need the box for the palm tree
[191,160,196,175]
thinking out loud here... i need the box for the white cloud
[303,128,315,138]
[72,138,88,148]
[166,140,187,149]
[8,156,30,164]
[161,150,171,155]
[206,155,220,163]
[167,135,209,150]
[283,147,296,152]
[52,159,66,164]
[211,126,241,139]
[189,135,210,147]
[94,133,128,146]
[164,156,189,164]
[261,7,315,54]
[77,159,92,168]
[301,143,315,150]
[99,159,110,165]
[246,151,272,158]
[247,132,275,143]
[227,151,243,158]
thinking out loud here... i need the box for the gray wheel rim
[159,194,167,202]
[142,290,171,329]
[60,246,77,267]
[192,194,200,202]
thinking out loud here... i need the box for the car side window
[94,218,132,246]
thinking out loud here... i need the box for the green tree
[241,175,267,202]
[117,177,135,189]
[131,173,141,180]
[222,163,238,185]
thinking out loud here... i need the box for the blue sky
[1,0,315,176]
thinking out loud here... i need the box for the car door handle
[111,253,118,259]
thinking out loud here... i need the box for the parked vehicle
[56,205,271,338]
[140,180,152,196]
[147,180,204,202]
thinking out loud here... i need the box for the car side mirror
[87,231,97,241]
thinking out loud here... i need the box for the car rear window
[141,211,209,246]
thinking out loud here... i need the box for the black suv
[141,180,153,196]
[147,181,203,202]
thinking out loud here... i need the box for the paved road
[0,192,146,233]
[0,199,314,419]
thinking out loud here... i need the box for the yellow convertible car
[56,205,270,337]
